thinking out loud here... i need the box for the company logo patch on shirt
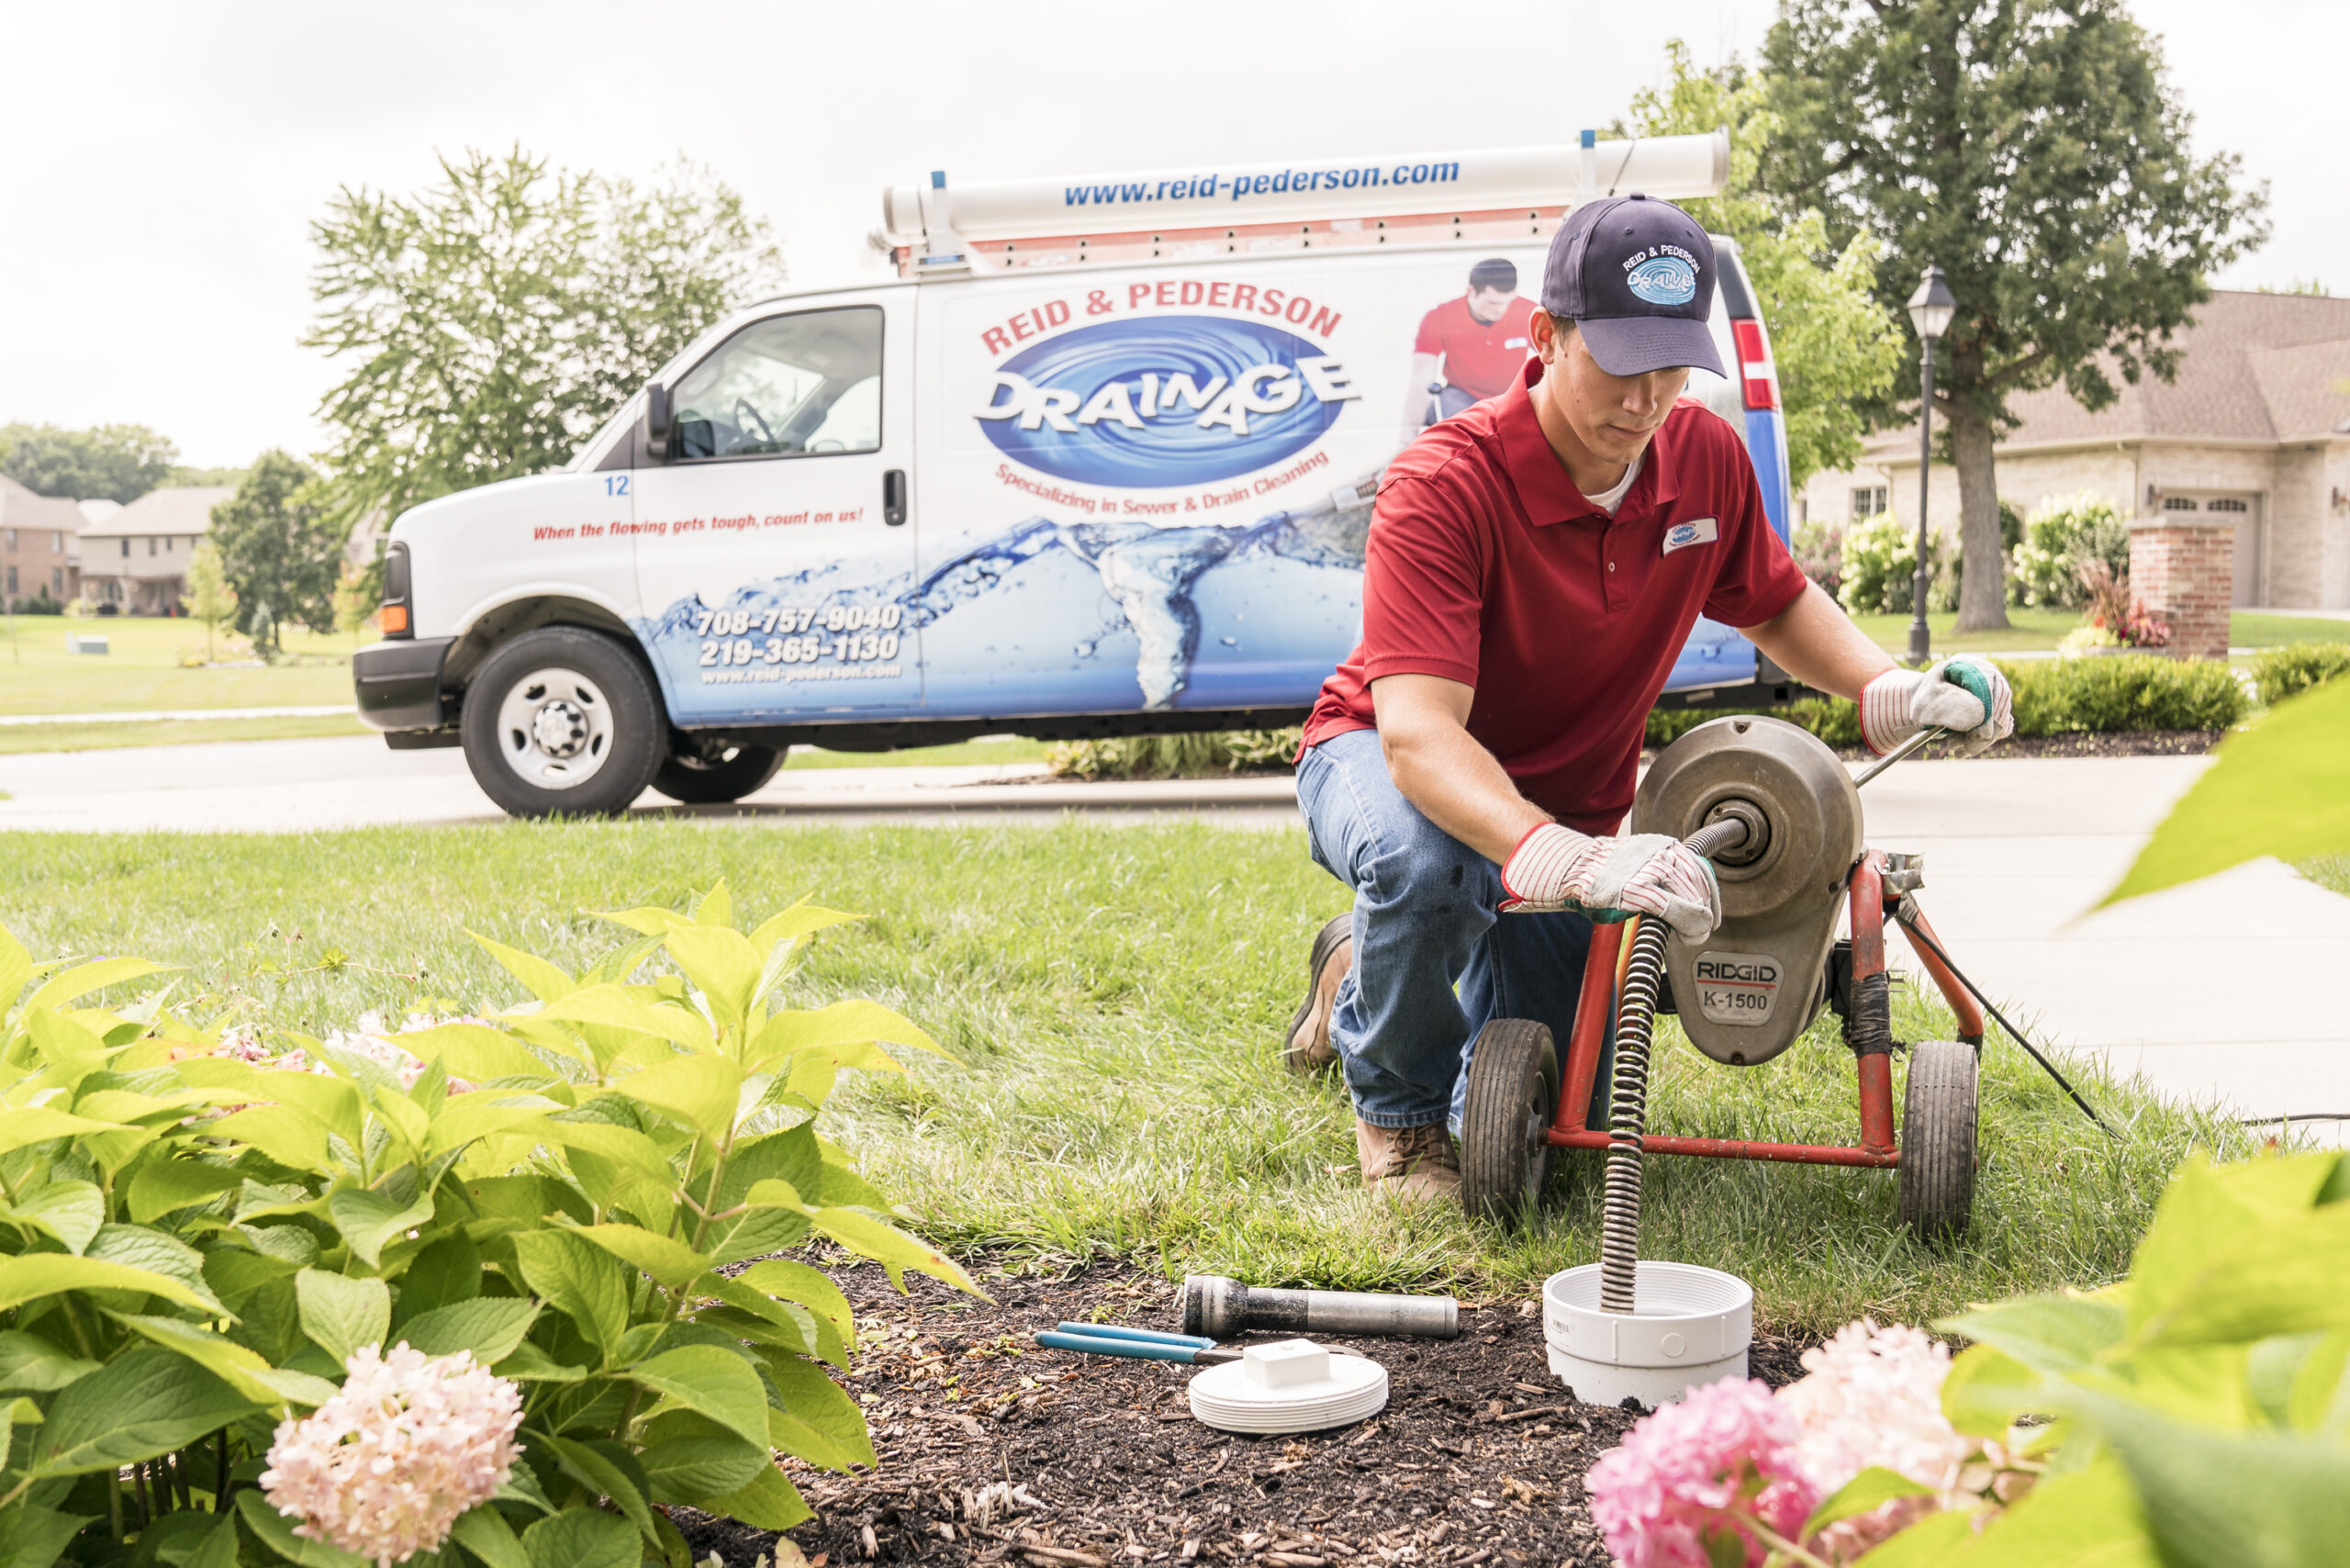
[1662,517,1718,555]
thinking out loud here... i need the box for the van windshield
[672,307,884,461]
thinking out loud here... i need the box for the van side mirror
[643,382,671,464]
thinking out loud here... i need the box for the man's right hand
[1500,823,1722,942]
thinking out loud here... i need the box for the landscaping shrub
[1792,519,1843,598]
[0,886,966,1567]
[1836,514,1938,615]
[2010,492,2132,610]
[2004,653,2244,734]
[1649,654,2243,751]
[1047,727,1299,778]
[2249,641,2350,706]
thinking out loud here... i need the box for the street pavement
[0,735,2340,1130]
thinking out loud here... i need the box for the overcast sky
[3,0,2337,470]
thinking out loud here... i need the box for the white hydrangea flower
[1779,1318,1972,1494]
[261,1344,523,1565]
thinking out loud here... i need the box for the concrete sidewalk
[1860,756,2347,1131]
[0,735,1301,833]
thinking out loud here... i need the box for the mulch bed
[676,1261,1811,1568]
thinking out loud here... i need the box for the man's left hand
[1859,655,2015,757]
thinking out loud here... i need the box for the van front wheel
[653,742,785,804]
[460,627,664,818]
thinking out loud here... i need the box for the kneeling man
[1287,195,2012,1200]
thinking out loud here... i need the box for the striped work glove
[1500,823,1722,942]
[1859,656,2015,758]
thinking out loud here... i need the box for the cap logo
[1625,252,1698,307]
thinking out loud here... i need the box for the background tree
[184,538,239,662]
[304,148,783,530]
[208,450,345,652]
[0,421,177,502]
[1617,42,1904,493]
[1763,0,2266,631]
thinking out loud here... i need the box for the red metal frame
[1541,849,1948,1171]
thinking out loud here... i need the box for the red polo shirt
[1302,357,1807,835]
[1413,296,1537,400]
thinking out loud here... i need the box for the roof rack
[882,129,1728,278]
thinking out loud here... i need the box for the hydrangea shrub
[0,883,968,1568]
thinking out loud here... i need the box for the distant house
[0,476,84,608]
[75,486,235,615]
[1799,290,2350,610]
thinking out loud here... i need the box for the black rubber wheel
[1459,1018,1561,1225]
[1898,1039,1979,1243]
[460,627,665,819]
[652,742,785,804]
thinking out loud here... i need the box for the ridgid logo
[974,315,1360,487]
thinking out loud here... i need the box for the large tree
[1763,0,2266,630]
[304,149,784,529]
[208,451,346,650]
[0,422,177,503]
[1618,42,1905,493]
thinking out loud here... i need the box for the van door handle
[883,469,908,526]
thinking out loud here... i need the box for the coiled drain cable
[1599,816,1750,1315]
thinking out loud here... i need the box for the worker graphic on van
[1403,257,1535,441]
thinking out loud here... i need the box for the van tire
[653,743,786,804]
[460,627,664,818]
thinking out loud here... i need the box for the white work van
[353,131,1798,817]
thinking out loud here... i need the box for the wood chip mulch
[674,1260,1812,1568]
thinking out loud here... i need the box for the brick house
[76,485,233,615]
[1798,290,2350,656]
[0,476,83,609]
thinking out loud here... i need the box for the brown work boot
[1356,1120,1461,1203]
[1282,913,1353,1075]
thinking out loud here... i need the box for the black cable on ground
[1893,903,2113,1138]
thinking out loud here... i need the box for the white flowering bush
[1589,1148,2350,1566]
[0,884,968,1568]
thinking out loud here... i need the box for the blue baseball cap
[1539,195,1725,378]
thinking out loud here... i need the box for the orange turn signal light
[380,604,410,635]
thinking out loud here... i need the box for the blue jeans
[1294,727,1612,1135]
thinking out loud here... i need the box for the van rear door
[1661,240,1796,700]
[629,290,923,723]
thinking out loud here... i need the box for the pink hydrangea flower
[261,1344,522,1565]
[1778,1319,1969,1495]
[1587,1378,1822,1568]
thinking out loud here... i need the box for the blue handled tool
[1034,1322,1237,1364]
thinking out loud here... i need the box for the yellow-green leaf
[0,1253,215,1316]
[2103,677,2350,904]
[697,1463,810,1531]
[400,1025,557,1085]
[0,1106,135,1159]
[107,1313,336,1408]
[810,1207,980,1295]
[745,1001,936,1073]
[611,1053,744,1139]
[662,924,761,1031]
[569,1223,711,1290]
[529,985,712,1056]
[25,958,167,1016]
[466,932,580,1004]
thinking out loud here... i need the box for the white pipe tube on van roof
[881,130,1729,246]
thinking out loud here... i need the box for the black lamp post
[1906,265,1957,666]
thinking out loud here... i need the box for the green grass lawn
[2299,857,2349,897]
[0,712,373,755]
[1846,606,2349,656]
[0,614,358,715]
[0,820,2255,1333]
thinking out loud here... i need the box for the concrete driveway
[0,735,2341,1128]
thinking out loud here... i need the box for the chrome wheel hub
[495,667,613,790]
